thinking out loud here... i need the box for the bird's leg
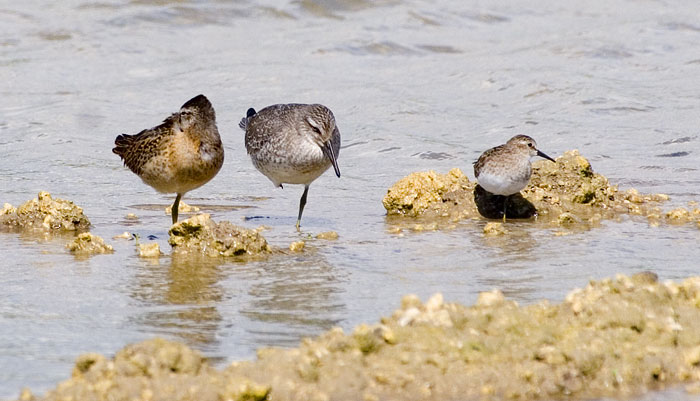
[502,196,508,222]
[172,193,182,224]
[296,185,310,231]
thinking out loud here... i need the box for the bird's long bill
[537,150,556,163]
[321,142,341,178]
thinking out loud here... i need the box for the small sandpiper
[239,103,341,230]
[112,94,224,224]
[474,134,555,221]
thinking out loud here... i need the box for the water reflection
[129,253,226,349]
[473,184,536,219]
[475,221,541,301]
[239,250,347,346]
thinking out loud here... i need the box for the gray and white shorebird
[474,134,555,220]
[239,103,341,230]
[112,94,224,224]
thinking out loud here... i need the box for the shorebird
[239,103,341,230]
[474,134,555,221]
[113,94,224,224]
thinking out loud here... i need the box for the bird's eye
[306,117,323,135]
[527,143,533,148]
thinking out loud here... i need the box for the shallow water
[1,0,700,398]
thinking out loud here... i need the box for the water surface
[2,0,700,398]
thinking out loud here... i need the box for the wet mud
[19,273,700,401]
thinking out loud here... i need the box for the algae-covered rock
[0,191,90,231]
[383,151,676,230]
[139,242,162,258]
[168,214,270,257]
[483,221,507,236]
[25,273,700,401]
[66,232,114,255]
[165,201,200,216]
[113,231,132,240]
[114,338,204,376]
[316,231,339,240]
[382,168,472,217]
[289,241,305,252]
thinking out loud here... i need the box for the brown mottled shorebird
[239,103,341,230]
[112,94,224,224]
[474,134,555,221]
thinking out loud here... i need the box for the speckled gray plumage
[241,103,340,187]
[240,103,341,228]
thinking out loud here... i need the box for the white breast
[477,171,529,196]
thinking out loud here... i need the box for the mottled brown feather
[113,115,177,176]
[474,143,507,178]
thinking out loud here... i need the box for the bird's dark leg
[502,196,508,222]
[172,193,182,224]
[296,185,310,231]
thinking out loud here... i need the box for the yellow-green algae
[0,191,90,231]
[66,232,114,256]
[168,214,270,258]
[382,150,685,231]
[21,273,700,401]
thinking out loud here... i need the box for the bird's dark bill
[321,142,341,177]
[537,150,556,162]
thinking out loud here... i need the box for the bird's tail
[238,108,256,130]
[112,133,134,158]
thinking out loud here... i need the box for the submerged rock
[165,201,200,216]
[66,232,114,255]
[0,191,90,231]
[168,214,270,257]
[483,221,507,236]
[383,150,677,230]
[316,231,339,240]
[113,231,132,240]
[289,240,305,252]
[139,242,162,258]
[25,273,700,401]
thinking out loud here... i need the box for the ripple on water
[295,0,399,18]
[589,105,656,115]
[660,136,695,145]
[320,40,419,56]
[411,151,454,160]
[107,3,250,26]
[656,151,691,158]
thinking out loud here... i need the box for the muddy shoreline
[15,272,700,401]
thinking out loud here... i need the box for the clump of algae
[66,232,113,256]
[523,150,668,223]
[22,273,700,401]
[0,191,90,231]
[382,168,471,217]
[168,213,270,257]
[382,150,684,231]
